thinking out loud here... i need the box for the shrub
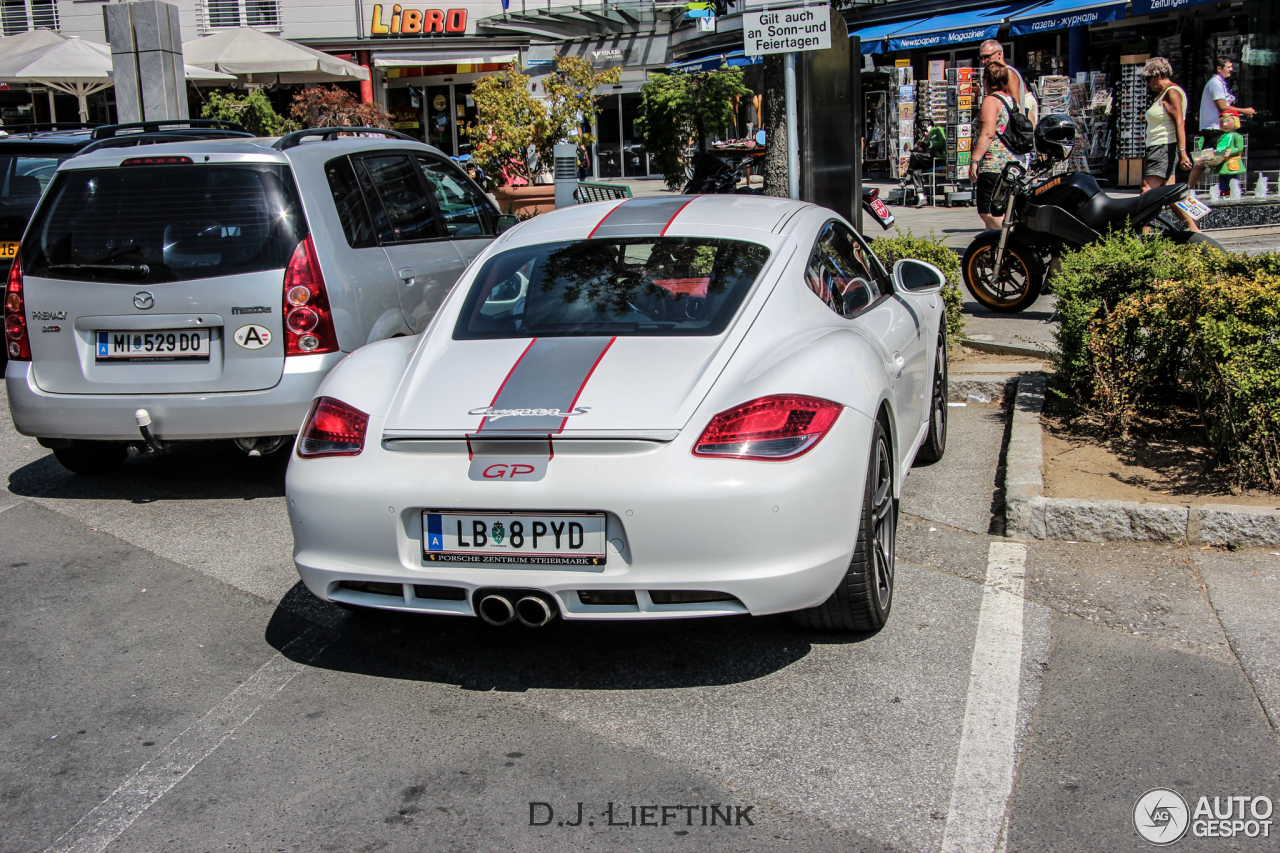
[290,86,392,130]
[1056,229,1280,491]
[464,58,620,188]
[200,89,285,137]
[870,230,966,352]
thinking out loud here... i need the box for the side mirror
[495,214,520,235]
[892,259,946,294]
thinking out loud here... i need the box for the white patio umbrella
[0,38,234,122]
[0,28,65,57]
[183,27,369,85]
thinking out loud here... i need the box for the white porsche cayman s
[286,195,949,633]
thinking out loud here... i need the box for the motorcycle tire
[961,233,1045,314]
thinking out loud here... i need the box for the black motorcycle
[961,115,1222,313]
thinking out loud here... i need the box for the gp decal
[475,336,616,432]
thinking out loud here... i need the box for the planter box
[492,185,556,217]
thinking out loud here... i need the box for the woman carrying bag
[969,62,1018,230]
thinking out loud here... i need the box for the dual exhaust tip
[477,591,557,628]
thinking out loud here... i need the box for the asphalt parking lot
[3,387,1279,852]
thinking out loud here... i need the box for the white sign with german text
[743,4,831,56]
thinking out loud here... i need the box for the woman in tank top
[1140,57,1190,194]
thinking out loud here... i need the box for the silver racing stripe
[589,196,697,240]
[477,337,615,432]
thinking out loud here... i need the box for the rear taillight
[121,156,193,166]
[4,256,30,361]
[693,395,842,460]
[283,235,339,356]
[297,397,369,458]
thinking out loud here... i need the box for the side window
[323,156,377,249]
[353,153,439,243]
[805,222,878,318]
[416,155,496,238]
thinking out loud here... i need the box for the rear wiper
[49,263,150,277]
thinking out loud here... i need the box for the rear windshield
[0,153,72,242]
[23,163,306,284]
[454,237,771,339]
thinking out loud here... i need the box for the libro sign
[370,4,469,35]
[743,3,830,56]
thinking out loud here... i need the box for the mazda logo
[133,291,154,310]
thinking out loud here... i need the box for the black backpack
[995,93,1036,156]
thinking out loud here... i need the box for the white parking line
[939,542,1027,853]
[45,631,330,853]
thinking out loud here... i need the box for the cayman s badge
[133,291,154,310]
[469,406,591,421]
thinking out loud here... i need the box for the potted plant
[465,57,620,216]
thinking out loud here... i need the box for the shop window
[415,155,495,238]
[1,0,58,35]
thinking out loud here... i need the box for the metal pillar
[554,142,578,209]
[784,51,799,200]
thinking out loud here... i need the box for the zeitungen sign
[743,3,831,56]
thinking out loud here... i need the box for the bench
[574,181,633,203]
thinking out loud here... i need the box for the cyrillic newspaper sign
[743,3,831,56]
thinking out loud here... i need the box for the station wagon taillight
[693,395,842,460]
[4,256,30,361]
[120,156,193,166]
[282,235,339,356]
[297,397,369,458]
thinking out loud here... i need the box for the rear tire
[962,233,1044,313]
[792,418,896,633]
[914,324,948,465]
[52,441,127,474]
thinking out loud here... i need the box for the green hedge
[871,230,966,353]
[1052,231,1280,491]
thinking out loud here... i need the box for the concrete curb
[949,375,1016,404]
[961,338,1050,358]
[1003,376,1280,547]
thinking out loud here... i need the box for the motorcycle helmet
[1034,114,1078,162]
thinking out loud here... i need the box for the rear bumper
[5,352,344,441]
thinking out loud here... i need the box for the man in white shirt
[979,40,1026,108]
[1200,57,1255,147]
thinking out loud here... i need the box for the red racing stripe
[659,196,698,236]
[558,336,616,432]
[477,337,537,431]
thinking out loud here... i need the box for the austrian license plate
[96,329,211,362]
[422,511,607,566]
[1174,198,1211,220]
[0,241,18,260]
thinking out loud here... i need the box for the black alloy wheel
[914,324,948,465]
[792,417,896,633]
[961,233,1044,314]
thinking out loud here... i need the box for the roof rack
[90,119,247,140]
[273,127,419,151]
[74,129,256,158]
[1,122,99,135]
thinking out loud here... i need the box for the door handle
[893,353,905,378]
[398,267,416,286]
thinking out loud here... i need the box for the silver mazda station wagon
[4,128,511,473]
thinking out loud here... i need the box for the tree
[289,86,392,129]
[200,89,285,137]
[464,57,620,187]
[636,66,753,191]
[761,55,788,198]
